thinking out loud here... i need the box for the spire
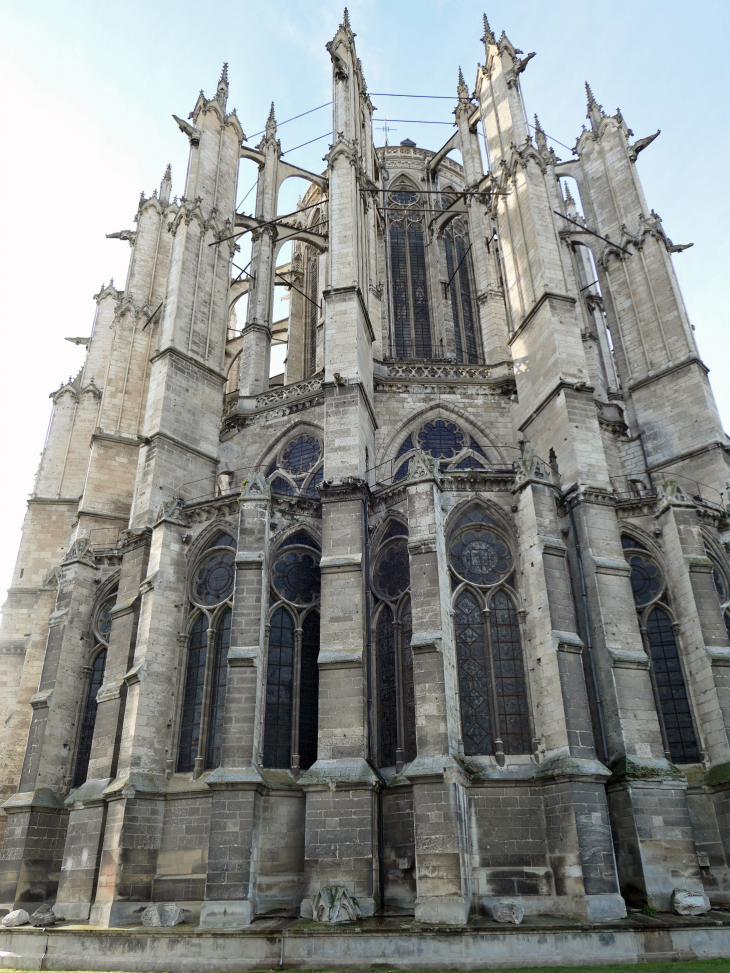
[481,12,495,47]
[216,62,229,109]
[585,81,606,131]
[159,164,172,206]
[533,114,547,152]
[343,7,350,28]
[457,66,470,100]
[562,180,576,207]
[265,101,277,140]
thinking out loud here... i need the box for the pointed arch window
[263,531,321,771]
[709,552,730,643]
[622,535,700,764]
[307,248,320,378]
[387,187,432,358]
[444,218,480,364]
[372,522,416,769]
[177,531,236,775]
[390,419,493,483]
[73,585,118,787]
[266,433,324,499]
[449,507,531,761]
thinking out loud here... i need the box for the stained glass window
[282,435,322,475]
[455,590,493,756]
[73,647,107,787]
[204,532,236,552]
[271,475,297,496]
[263,608,294,769]
[382,520,409,542]
[177,615,209,773]
[272,549,321,605]
[490,591,530,754]
[278,530,321,552]
[450,527,512,586]
[646,608,699,763]
[401,598,417,763]
[627,553,662,606]
[205,608,230,770]
[395,435,413,460]
[194,550,235,606]
[96,592,117,644]
[373,538,410,601]
[621,535,648,552]
[298,611,320,770]
[712,564,728,603]
[418,420,464,458]
[304,466,323,498]
[308,254,319,378]
[377,606,398,766]
[388,190,432,359]
[455,455,485,470]
[445,222,480,364]
[393,460,410,483]
[453,506,496,532]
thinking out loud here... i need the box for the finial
[585,82,597,109]
[562,180,575,205]
[160,164,172,206]
[481,13,495,45]
[265,102,277,140]
[533,113,544,134]
[343,7,350,28]
[457,66,469,101]
[585,82,606,130]
[267,101,276,123]
[216,63,229,109]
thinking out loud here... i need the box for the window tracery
[392,419,491,482]
[371,522,416,769]
[387,185,432,359]
[177,530,237,775]
[707,549,730,642]
[263,531,321,771]
[621,535,699,764]
[266,432,324,498]
[448,507,531,761]
[444,218,480,364]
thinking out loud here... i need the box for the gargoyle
[106,230,136,246]
[326,41,349,81]
[172,114,201,143]
[628,129,660,162]
[514,51,536,75]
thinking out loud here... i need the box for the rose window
[282,436,322,475]
[272,549,321,606]
[194,550,235,606]
[627,554,662,606]
[418,420,464,458]
[449,528,512,586]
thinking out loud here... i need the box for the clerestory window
[443,218,480,364]
[387,186,432,358]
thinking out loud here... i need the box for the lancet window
[263,530,321,771]
[443,218,480,364]
[266,432,324,499]
[387,185,432,359]
[708,550,730,642]
[371,520,415,769]
[307,251,320,377]
[73,584,118,788]
[177,531,236,775]
[621,535,700,764]
[448,506,531,761]
[391,418,491,483]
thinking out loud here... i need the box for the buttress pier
[1,11,729,930]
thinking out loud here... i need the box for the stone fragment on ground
[671,888,710,916]
[29,905,58,927]
[2,909,30,927]
[141,902,184,926]
[491,899,524,924]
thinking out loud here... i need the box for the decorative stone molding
[311,886,361,924]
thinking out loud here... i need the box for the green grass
[1,963,729,973]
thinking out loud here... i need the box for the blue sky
[1,0,728,601]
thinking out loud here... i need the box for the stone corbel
[123,661,145,686]
[139,571,158,595]
[607,646,650,670]
[227,646,258,667]
[552,631,583,654]
[409,632,443,655]
[109,594,138,619]
[319,554,362,575]
[29,688,53,710]
[591,555,632,577]
[407,534,437,556]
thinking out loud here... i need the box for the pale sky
[1,0,728,605]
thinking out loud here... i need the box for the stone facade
[1,10,729,934]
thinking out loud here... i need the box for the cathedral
[1,7,730,947]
